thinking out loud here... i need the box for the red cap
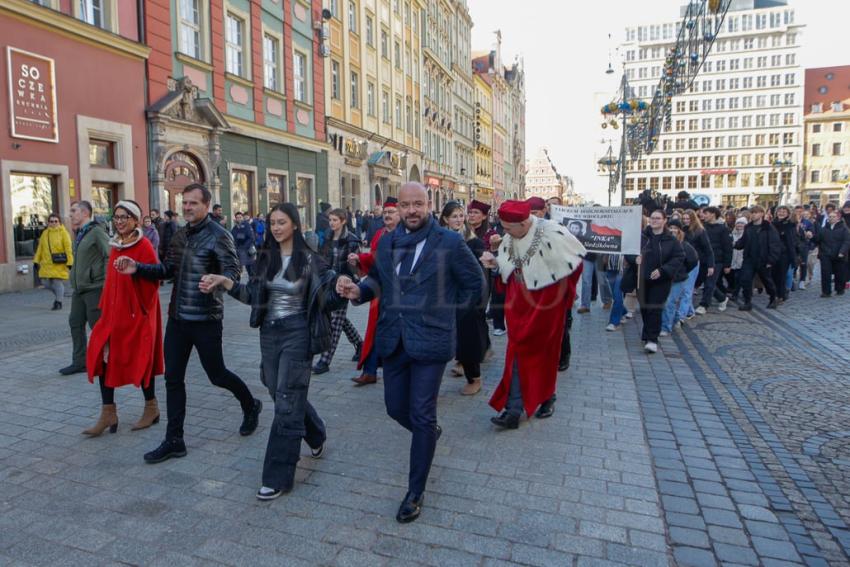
[383,196,398,208]
[526,196,546,211]
[467,199,491,215]
[498,200,531,223]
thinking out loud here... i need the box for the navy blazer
[358,224,486,363]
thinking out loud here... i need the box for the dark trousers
[700,262,728,307]
[99,371,155,405]
[383,346,445,496]
[163,318,254,440]
[69,289,102,367]
[259,319,325,491]
[559,309,572,369]
[639,280,672,342]
[490,289,506,331]
[772,257,790,300]
[738,262,777,304]
[461,361,480,383]
[820,256,848,295]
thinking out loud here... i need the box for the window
[179,0,202,59]
[367,81,376,116]
[835,123,843,132]
[263,34,280,91]
[365,14,374,46]
[225,13,246,77]
[348,1,357,32]
[350,71,359,108]
[381,29,389,59]
[293,51,308,102]
[11,174,57,259]
[331,60,341,99]
[395,96,402,128]
[394,40,401,70]
[231,170,254,216]
[79,0,104,28]
[833,143,842,156]
[89,140,115,167]
[329,0,339,17]
[295,177,315,231]
[813,124,822,133]
[831,170,841,183]
[811,170,820,183]
[382,90,390,123]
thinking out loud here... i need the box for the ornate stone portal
[147,77,229,211]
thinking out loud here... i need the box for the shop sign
[343,138,367,160]
[7,47,58,143]
[700,169,737,176]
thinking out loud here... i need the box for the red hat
[526,196,546,211]
[467,200,491,215]
[383,196,398,208]
[498,200,531,223]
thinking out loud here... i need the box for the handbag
[47,237,67,264]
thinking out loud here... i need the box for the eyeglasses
[113,215,131,222]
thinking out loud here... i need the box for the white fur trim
[496,217,586,290]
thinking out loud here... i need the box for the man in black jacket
[734,206,781,310]
[811,209,850,296]
[115,184,262,463]
[698,207,733,312]
[666,190,700,214]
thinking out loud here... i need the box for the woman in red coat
[84,200,163,436]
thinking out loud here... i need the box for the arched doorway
[409,164,421,183]
[374,184,382,207]
[164,151,205,214]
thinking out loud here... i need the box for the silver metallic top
[266,255,306,320]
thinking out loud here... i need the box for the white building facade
[620,0,804,208]
[450,0,475,205]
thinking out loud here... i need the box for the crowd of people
[37,181,847,525]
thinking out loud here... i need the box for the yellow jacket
[34,226,74,280]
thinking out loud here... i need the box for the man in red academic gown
[348,197,400,385]
[482,200,586,429]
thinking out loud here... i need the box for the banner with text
[550,205,643,256]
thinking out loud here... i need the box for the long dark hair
[254,203,316,282]
[439,201,474,241]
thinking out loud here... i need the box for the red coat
[87,236,164,388]
[489,265,581,417]
[356,228,387,370]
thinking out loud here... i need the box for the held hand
[650,269,661,280]
[707,267,715,277]
[114,256,137,274]
[805,231,813,239]
[199,274,229,294]
[724,267,731,274]
[347,253,360,267]
[479,251,498,269]
[489,234,502,249]
[336,276,361,300]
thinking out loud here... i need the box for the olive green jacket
[69,222,110,293]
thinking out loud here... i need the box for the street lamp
[597,142,619,207]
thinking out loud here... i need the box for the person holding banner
[481,200,585,428]
[637,210,684,354]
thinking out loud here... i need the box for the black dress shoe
[558,361,569,372]
[312,362,330,375]
[821,293,832,298]
[490,411,520,429]
[351,345,362,362]
[59,364,86,376]
[144,438,187,464]
[436,424,442,441]
[766,299,778,309]
[535,396,556,419]
[239,399,263,436]
[396,491,423,523]
[738,303,752,311]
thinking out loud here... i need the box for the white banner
[550,205,643,256]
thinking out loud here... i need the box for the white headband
[115,200,142,221]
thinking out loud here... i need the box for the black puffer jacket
[815,221,850,259]
[772,218,799,265]
[734,221,781,268]
[639,228,685,283]
[684,226,715,269]
[704,221,732,268]
[137,214,240,321]
[673,241,700,283]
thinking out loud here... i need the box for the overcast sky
[467,0,850,203]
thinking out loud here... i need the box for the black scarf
[391,216,433,275]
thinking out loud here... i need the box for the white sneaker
[625,311,634,319]
[799,281,806,290]
[492,329,506,336]
[644,341,658,354]
[695,306,707,315]
[718,298,728,312]
[606,323,618,332]
[659,330,670,337]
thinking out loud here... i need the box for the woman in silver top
[200,204,344,500]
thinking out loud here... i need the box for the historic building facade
[449,0,474,206]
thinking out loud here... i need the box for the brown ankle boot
[461,378,482,396]
[82,404,118,436]
[131,399,160,431]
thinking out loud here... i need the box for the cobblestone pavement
[0,280,847,566]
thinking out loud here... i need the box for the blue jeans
[786,266,794,291]
[580,259,613,308]
[662,266,699,332]
[605,270,626,326]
